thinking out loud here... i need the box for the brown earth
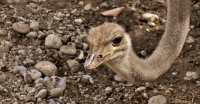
[0,0,200,104]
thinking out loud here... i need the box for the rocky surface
[0,0,200,104]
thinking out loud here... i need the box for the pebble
[82,74,94,84]
[74,18,83,24]
[114,75,124,82]
[45,34,63,49]
[196,81,200,86]
[30,21,39,30]
[172,72,178,76]
[186,36,195,44]
[0,71,6,83]
[135,86,146,92]
[13,66,32,83]
[142,13,159,22]
[7,0,25,4]
[100,2,109,8]
[184,71,199,80]
[62,35,70,43]
[142,92,148,98]
[82,43,88,50]
[49,88,64,97]
[13,102,18,104]
[60,45,77,55]
[26,31,38,38]
[56,77,67,90]
[38,31,46,39]
[35,89,47,98]
[67,60,80,73]
[13,65,27,74]
[48,99,57,104]
[0,29,7,36]
[84,3,92,10]
[12,22,30,34]
[28,69,42,80]
[142,12,159,27]
[105,87,113,94]
[77,50,84,60]
[18,49,26,55]
[148,95,167,104]
[35,61,57,76]
[0,85,8,93]
[23,58,35,65]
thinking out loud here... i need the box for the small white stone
[186,36,195,44]
[135,86,146,92]
[84,3,92,10]
[148,22,156,27]
[26,31,38,38]
[105,87,113,94]
[78,1,84,6]
[77,50,84,60]
[74,18,83,24]
[142,13,159,22]
[184,71,199,80]
[172,72,178,76]
[142,92,148,98]
[114,75,124,82]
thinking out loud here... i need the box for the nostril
[98,54,103,58]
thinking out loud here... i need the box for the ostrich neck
[106,0,191,81]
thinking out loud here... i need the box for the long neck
[128,0,191,81]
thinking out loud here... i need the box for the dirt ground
[0,0,200,104]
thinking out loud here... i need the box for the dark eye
[112,37,123,46]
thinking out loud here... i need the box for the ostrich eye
[112,37,123,47]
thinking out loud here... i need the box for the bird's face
[84,23,129,70]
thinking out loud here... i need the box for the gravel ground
[0,0,200,104]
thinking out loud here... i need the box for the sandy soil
[0,0,200,104]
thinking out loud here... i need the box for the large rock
[12,22,30,34]
[35,61,57,76]
[148,95,167,104]
[60,45,77,55]
[45,34,62,49]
